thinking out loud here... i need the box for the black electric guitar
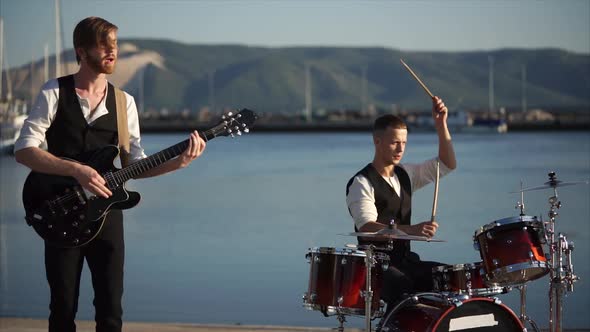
[23,109,257,248]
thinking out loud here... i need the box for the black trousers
[45,210,124,332]
[380,251,443,314]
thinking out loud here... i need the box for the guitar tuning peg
[244,128,250,133]
[221,115,226,120]
[236,131,242,136]
[234,126,239,130]
[237,113,242,118]
[227,111,233,117]
[241,123,247,127]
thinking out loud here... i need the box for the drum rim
[433,262,484,272]
[308,247,391,261]
[308,246,367,257]
[302,302,385,318]
[474,215,539,237]
[486,261,550,286]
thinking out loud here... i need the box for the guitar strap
[114,87,131,167]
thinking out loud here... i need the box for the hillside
[3,40,589,113]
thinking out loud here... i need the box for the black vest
[346,163,413,255]
[46,75,119,161]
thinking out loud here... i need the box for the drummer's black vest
[346,163,412,256]
[46,75,119,161]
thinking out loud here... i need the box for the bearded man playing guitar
[14,17,206,332]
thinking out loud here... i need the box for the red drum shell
[432,262,505,297]
[303,247,388,316]
[474,216,549,286]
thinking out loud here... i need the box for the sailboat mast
[488,55,495,116]
[305,62,312,123]
[0,17,4,100]
[55,0,61,78]
[521,64,527,113]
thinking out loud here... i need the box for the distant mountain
[3,39,589,113]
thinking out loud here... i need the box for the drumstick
[430,159,440,223]
[400,59,435,99]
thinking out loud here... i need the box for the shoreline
[138,121,590,133]
[0,318,346,332]
[1,318,589,332]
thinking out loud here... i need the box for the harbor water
[1,131,589,328]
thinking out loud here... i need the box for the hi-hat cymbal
[509,180,589,193]
[342,229,445,242]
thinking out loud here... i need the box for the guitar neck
[108,108,257,185]
[114,130,213,183]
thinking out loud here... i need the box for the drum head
[380,295,524,332]
[434,299,523,331]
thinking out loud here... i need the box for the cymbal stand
[334,313,346,332]
[517,284,540,332]
[362,245,375,332]
[514,194,540,332]
[545,172,579,332]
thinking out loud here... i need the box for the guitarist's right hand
[72,163,113,198]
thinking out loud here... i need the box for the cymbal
[510,180,589,193]
[342,229,446,242]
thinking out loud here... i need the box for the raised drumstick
[431,158,440,223]
[400,59,435,98]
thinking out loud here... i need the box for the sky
[1,0,589,69]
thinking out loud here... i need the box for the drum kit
[302,171,587,331]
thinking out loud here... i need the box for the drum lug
[337,296,344,306]
[493,259,500,266]
[528,251,534,262]
[341,258,347,265]
[302,293,316,303]
[492,297,502,305]
[451,297,464,307]
[314,256,320,263]
[486,231,494,240]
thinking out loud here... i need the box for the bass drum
[378,293,524,332]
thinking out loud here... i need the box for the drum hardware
[363,245,375,332]
[509,171,586,332]
[517,284,541,332]
[536,172,581,332]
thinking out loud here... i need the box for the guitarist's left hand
[176,130,206,168]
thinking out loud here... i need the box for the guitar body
[22,145,140,248]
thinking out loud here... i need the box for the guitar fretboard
[111,129,215,185]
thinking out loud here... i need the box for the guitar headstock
[207,108,258,139]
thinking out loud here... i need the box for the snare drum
[474,215,549,286]
[432,262,506,297]
[303,247,389,317]
[378,293,524,332]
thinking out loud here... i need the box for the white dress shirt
[346,158,452,230]
[14,78,147,161]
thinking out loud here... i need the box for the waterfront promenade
[1,318,589,332]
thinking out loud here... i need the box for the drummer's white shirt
[346,158,452,230]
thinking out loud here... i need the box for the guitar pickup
[74,188,87,205]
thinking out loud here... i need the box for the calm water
[1,131,589,329]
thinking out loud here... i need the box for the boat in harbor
[0,100,27,154]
